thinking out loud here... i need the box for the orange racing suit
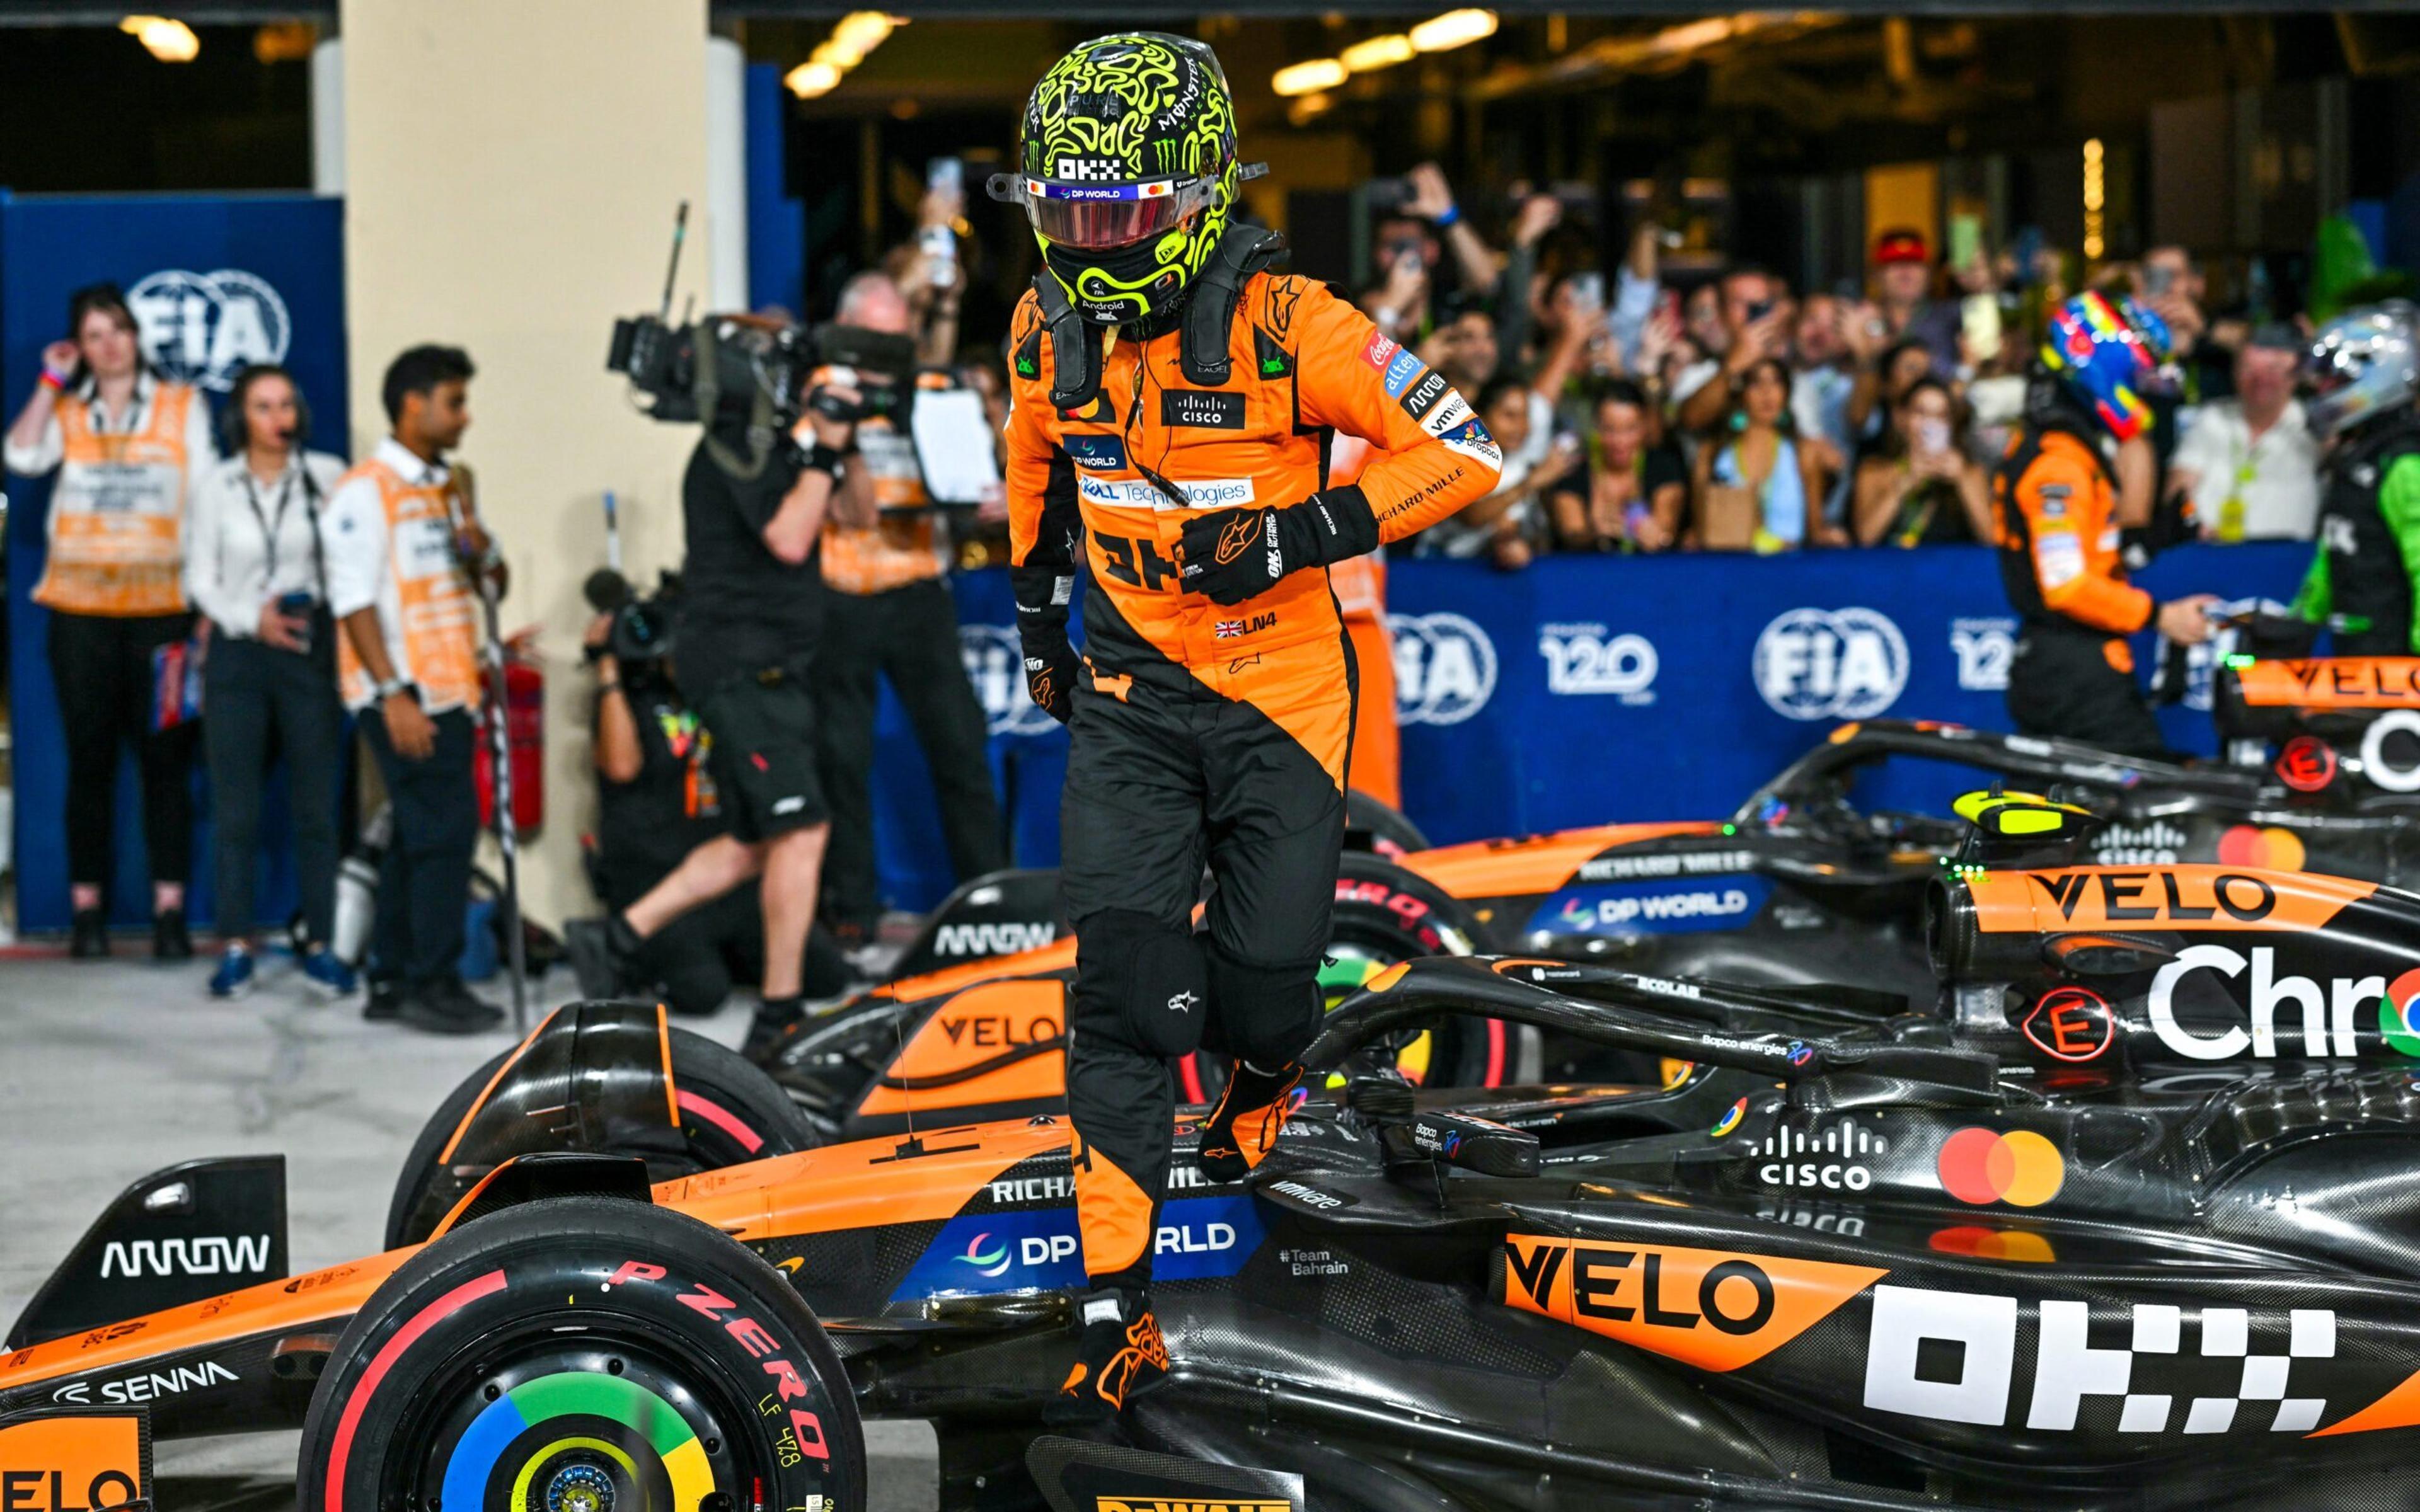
[1993,421,2165,757]
[1004,268,1496,1290]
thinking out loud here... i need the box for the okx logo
[1753,607,1908,721]
[129,268,291,392]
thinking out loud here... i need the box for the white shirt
[323,437,461,711]
[2171,398,2321,541]
[1,370,215,483]
[183,450,349,636]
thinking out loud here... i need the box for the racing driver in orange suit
[990,32,1499,1426]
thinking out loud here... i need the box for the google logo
[1935,1128,2065,1208]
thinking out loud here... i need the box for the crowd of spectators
[1321,164,2334,570]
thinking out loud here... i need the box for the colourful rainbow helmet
[2039,290,2173,442]
[989,32,1259,327]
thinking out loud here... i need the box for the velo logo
[1753,607,1908,721]
[128,269,291,392]
[1389,612,1497,726]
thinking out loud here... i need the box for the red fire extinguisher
[475,650,544,835]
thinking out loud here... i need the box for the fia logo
[1388,611,1497,726]
[959,624,1064,738]
[1753,607,1908,720]
[129,268,291,392]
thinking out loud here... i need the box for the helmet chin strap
[1033,222,1288,412]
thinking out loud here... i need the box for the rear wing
[7,1158,285,1350]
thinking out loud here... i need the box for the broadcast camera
[604,203,919,475]
[583,567,683,672]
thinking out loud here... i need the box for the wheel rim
[401,1327,763,1512]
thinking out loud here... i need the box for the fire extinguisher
[475,650,544,835]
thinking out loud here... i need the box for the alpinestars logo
[1214,513,1258,566]
[1167,990,1198,1014]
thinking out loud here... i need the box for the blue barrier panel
[4,192,349,932]
[866,542,2309,913]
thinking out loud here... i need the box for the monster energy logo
[1154,140,1176,174]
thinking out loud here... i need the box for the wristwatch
[801,442,850,478]
[376,677,415,702]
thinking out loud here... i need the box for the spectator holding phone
[1869,228,1962,375]
[1417,375,1562,567]
[1673,266,1789,435]
[1853,376,1993,547]
[4,281,216,960]
[183,364,353,999]
[1549,381,1688,553]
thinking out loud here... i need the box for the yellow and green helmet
[989,32,1257,326]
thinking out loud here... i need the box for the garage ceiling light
[786,9,904,100]
[786,59,843,98]
[1272,57,1348,97]
[1410,9,1496,54]
[1340,34,1415,72]
[119,14,199,62]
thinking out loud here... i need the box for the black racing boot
[565,912,642,1000]
[365,976,405,1022]
[400,978,505,1036]
[153,907,193,961]
[69,907,110,959]
[1197,1059,1307,1183]
[1043,1286,1164,1429]
[742,994,806,1062]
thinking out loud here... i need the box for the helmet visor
[989,171,1216,251]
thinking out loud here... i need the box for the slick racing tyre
[299,1196,863,1512]
[386,1028,818,1249]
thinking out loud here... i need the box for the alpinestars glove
[1178,491,1380,606]
[1011,563,1080,723]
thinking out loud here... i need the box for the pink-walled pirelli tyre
[301,1196,863,1512]
[386,1029,818,1251]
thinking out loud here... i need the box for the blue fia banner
[4,193,349,931]
[870,542,2309,913]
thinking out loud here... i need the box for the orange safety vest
[337,460,483,714]
[817,369,950,597]
[33,382,198,617]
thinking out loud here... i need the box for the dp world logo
[1389,611,1495,726]
[128,268,291,392]
[959,624,1063,738]
[1753,607,1908,721]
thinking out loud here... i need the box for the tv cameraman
[583,313,846,1056]
[580,581,849,1015]
[813,272,1005,948]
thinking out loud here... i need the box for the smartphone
[1745,298,1774,324]
[2144,263,2175,298]
[926,156,962,196]
[919,223,956,287]
[1569,271,1605,311]
[1913,416,1951,455]
[1393,248,1424,280]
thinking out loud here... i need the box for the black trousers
[2007,626,2169,760]
[203,632,343,941]
[362,707,478,989]
[814,578,1005,932]
[1058,673,1347,1289]
[47,610,197,893]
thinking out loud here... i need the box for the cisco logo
[1753,607,1908,721]
[129,268,291,392]
[959,624,1064,738]
[1389,611,1497,726]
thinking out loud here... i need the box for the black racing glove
[1011,563,1080,724]
[1177,491,1381,607]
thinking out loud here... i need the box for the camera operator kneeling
[582,586,846,1015]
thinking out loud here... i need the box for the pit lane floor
[0,949,939,1509]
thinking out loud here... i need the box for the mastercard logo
[2216,824,2307,873]
[1935,1127,2065,1208]
[2378,968,2420,1058]
[1929,1225,2056,1264]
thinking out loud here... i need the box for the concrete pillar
[341,0,713,931]
[311,37,343,196]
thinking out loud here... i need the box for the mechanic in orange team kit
[1995,290,2219,760]
[992,32,1498,1426]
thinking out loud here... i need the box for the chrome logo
[2216,824,2307,873]
[955,1232,1011,1278]
[1935,1128,2065,1208]
[2378,970,2420,1058]
[1710,1097,1747,1138]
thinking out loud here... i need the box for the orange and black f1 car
[28,812,2420,1509]
[750,647,2420,1142]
